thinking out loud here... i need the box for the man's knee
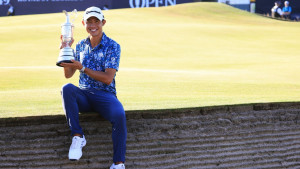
[61,83,76,95]
[112,109,126,124]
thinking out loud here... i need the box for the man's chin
[89,33,102,38]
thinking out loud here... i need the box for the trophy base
[57,47,75,67]
[56,60,73,67]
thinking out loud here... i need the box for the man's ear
[102,19,106,26]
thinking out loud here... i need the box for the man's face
[83,17,105,38]
[285,2,289,7]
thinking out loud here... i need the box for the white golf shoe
[68,135,86,161]
[110,163,125,169]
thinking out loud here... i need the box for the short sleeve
[105,43,121,71]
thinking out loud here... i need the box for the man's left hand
[60,60,83,71]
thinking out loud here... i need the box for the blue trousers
[61,83,127,163]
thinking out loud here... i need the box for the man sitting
[271,1,283,18]
[282,1,292,19]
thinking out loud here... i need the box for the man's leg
[89,90,127,164]
[61,83,91,136]
[61,83,91,161]
[110,102,127,164]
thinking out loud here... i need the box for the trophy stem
[65,41,70,48]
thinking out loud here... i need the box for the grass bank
[0,2,299,117]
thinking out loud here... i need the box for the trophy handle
[71,9,78,23]
[62,9,77,23]
[62,10,68,16]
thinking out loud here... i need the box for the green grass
[0,2,300,118]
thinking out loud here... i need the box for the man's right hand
[60,35,74,49]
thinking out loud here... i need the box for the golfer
[60,6,126,169]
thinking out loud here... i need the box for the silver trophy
[56,9,77,67]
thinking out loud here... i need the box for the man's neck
[90,33,103,48]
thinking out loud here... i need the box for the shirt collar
[84,32,108,50]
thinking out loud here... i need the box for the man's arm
[276,8,283,17]
[63,67,77,79]
[84,67,116,85]
[284,7,291,15]
[60,60,116,85]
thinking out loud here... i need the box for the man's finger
[61,62,73,67]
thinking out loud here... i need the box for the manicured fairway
[0,2,299,117]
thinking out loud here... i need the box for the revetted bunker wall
[1,102,300,169]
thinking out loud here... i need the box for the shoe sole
[69,159,78,161]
